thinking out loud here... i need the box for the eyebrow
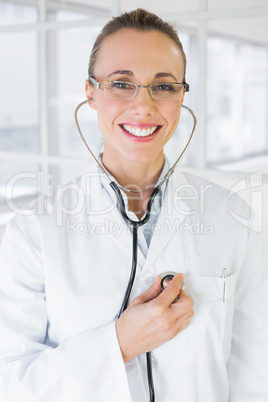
[107,70,133,78]
[107,70,178,81]
[154,72,178,81]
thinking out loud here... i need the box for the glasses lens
[151,83,184,100]
[103,81,137,99]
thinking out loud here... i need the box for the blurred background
[0,0,268,239]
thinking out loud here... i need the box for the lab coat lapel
[80,162,145,266]
[144,170,191,270]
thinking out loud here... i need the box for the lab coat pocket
[150,274,238,402]
[153,273,238,366]
[180,273,238,364]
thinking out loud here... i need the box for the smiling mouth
[120,124,161,137]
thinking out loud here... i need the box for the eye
[111,81,133,89]
[153,83,175,91]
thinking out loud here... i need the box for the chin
[123,149,163,164]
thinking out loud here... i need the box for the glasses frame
[89,76,189,100]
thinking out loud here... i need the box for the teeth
[123,125,158,137]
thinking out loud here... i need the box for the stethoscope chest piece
[160,271,185,291]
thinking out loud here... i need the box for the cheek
[95,98,124,128]
[165,105,181,134]
[160,107,181,148]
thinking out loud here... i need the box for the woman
[0,8,267,402]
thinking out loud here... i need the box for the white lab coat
[0,161,267,402]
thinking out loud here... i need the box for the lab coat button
[141,271,154,286]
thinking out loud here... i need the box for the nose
[130,86,156,117]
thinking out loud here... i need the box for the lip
[119,123,162,142]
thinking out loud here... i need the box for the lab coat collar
[97,155,170,219]
[79,160,191,268]
[80,161,144,263]
[143,169,191,270]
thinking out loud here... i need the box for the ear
[85,79,97,110]
[180,92,185,104]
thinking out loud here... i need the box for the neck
[101,153,165,193]
[101,149,165,219]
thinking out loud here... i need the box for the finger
[130,275,162,307]
[175,306,194,324]
[172,310,194,338]
[177,288,186,298]
[175,320,191,336]
[175,289,190,301]
[162,310,193,343]
[170,288,187,305]
[172,290,194,312]
[157,273,185,306]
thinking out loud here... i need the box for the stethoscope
[75,99,197,402]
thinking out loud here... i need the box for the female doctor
[0,8,268,402]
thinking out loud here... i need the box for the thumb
[130,275,162,307]
[157,273,185,306]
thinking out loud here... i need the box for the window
[207,36,268,165]
[1,1,268,223]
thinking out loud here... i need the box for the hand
[115,273,194,363]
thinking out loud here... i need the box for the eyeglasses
[89,76,189,101]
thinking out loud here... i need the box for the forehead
[94,29,184,80]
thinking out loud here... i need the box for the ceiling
[5,0,268,44]
[59,0,268,11]
[58,0,268,44]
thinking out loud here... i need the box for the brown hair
[88,8,187,81]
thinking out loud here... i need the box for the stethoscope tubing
[112,181,159,401]
[112,182,162,317]
[74,98,197,402]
